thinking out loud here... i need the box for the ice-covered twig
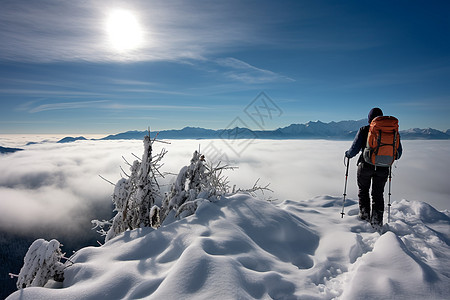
[61,256,75,267]
[236,178,273,196]
[91,220,112,236]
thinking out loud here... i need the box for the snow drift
[7,194,450,299]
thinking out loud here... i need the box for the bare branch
[131,153,142,161]
[153,139,171,144]
[120,166,130,178]
[122,156,132,167]
[98,175,115,186]
[152,130,159,142]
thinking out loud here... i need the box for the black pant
[357,162,389,214]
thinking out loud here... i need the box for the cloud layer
[0,139,449,237]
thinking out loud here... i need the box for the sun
[106,10,144,52]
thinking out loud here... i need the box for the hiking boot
[358,207,370,222]
[371,210,384,231]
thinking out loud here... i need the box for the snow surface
[7,194,450,300]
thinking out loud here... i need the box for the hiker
[345,107,403,229]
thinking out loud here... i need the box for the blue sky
[0,0,449,134]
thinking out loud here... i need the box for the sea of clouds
[0,137,449,237]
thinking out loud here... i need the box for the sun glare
[106,10,144,52]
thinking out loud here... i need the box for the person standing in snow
[344,108,403,229]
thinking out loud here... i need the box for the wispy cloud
[216,57,295,84]
[25,100,212,114]
[29,100,110,113]
[109,79,160,87]
[104,103,212,111]
[1,74,193,99]
[108,88,192,96]
[0,88,105,97]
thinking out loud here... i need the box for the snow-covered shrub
[161,150,235,221]
[16,239,64,289]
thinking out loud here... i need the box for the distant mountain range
[98,119,369,141]
[7,119,444,145]
[89,119,450,142]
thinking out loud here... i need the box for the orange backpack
[363,116,400,167]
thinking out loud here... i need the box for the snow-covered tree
[94,132,167,242]
[93,134,269,241]
[16,239,64,289]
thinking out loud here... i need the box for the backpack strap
[373,130,382,156]
[393,129,398,159]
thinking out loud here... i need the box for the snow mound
[7,195,450,299]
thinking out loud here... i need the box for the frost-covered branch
[91,219,112,236]
[235,178,274,201]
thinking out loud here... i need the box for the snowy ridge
[7,194,449,299]
[400,128,450,140]
[57,137,87,144]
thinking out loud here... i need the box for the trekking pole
[340,157,350,218]
[387,166,392,223]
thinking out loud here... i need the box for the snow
[7,194,450,299]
